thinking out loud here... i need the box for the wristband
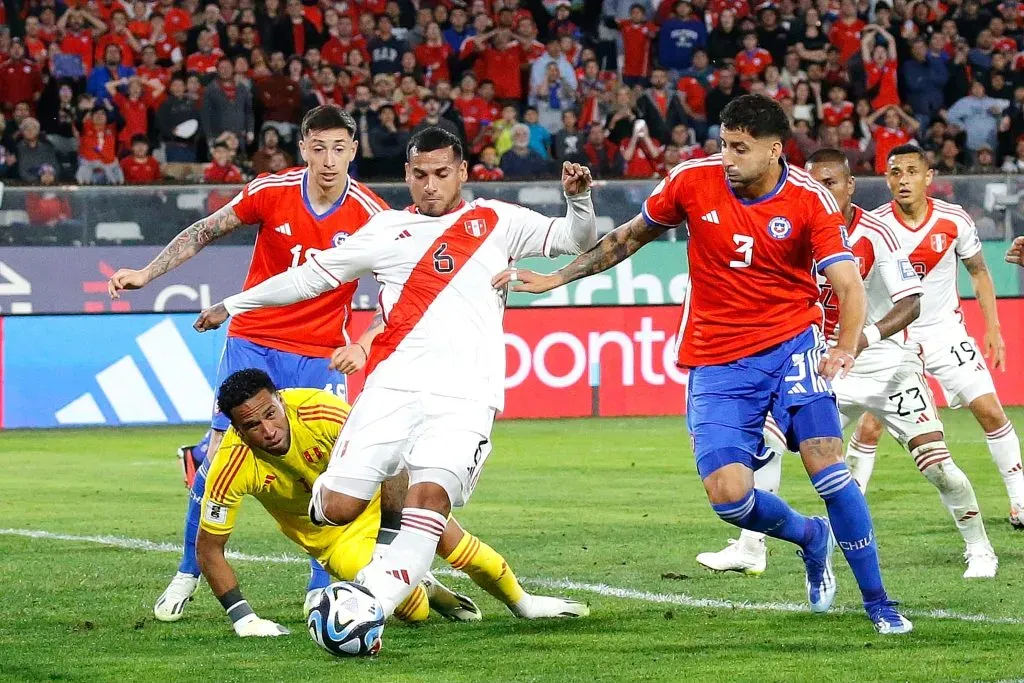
[218,587,255,623]
[863,324,882,347]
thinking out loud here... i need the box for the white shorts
[833,360,944,446]
[320,387,495,508]
[918,329,996,409]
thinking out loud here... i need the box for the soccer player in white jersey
[191,127,598,641]
[697,149,998,578]
[849,144,1024,528]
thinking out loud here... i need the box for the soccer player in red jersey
[107,105,391,623]
[496,95,912,635]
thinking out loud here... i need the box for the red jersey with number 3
[227,167,388,357]
[642,156,853,367]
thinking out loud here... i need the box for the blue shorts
[686,326,842,479]
[210,337,347,431]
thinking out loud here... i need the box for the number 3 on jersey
[730,234,754,268]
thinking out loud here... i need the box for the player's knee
[855,412,884,445]
[910,440,964,492]
[320,488,366,526]
[700,459,754,507]
[969,395,1009,433]
[404,481,452,518]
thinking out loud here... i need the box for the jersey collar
[727,159,789,206]
[301,169,350,220]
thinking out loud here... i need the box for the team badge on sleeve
[464,218,488,238]
[204,500,228,524]
[332,231,350,247]
[767,216,793,240]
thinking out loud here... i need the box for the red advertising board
[353,299,1024,419]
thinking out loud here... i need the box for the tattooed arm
[108,203,245,298]
[491,213,669,293]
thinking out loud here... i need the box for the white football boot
[153,572,199,622]
[963,543,999,579]
[509,593,590,619]
[696,537,768,576]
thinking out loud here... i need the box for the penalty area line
[1,527,1020,626]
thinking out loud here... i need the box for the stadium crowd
[0,0,1023,186]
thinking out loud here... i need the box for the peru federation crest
[464,218,488,237]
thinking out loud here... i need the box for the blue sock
[307,559,331,591]
[811,463,886,605]
[711,489,816,547]
[177,457,208,576]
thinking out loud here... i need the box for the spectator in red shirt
[322,14,368,67]
[135,45,172,101]
[274,0,322,57]
[76,108,125,184]
[619,4,658,86]
[186,3,227,53]
[620,119,664,177]
[185,29,224,75]
[861,25,900,110]
[23,18,50,62]
[734,31,772,85]
[582,123,625,178]
[146,14,184,66]
[119,134,163,183]
[58,8,108,72]
[255,53,302,142]
[156,0,192,43]
[26,164,85,243]
[475,29,526,104]
[0,40,43,115]
[204,140,244,212]
[109,75,163,151]
[822,84,854,128]
[867,104,921,174]
[471,145,505,180]
[95,10,142,67]
[829,0,865,65]
[414,22,452,88]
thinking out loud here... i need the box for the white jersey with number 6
[224,195,597,411]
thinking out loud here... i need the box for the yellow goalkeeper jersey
[199,388,381,569]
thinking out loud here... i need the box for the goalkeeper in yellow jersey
[198,368,587,637]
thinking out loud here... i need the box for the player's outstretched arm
[197,529,289,637]
[492,213,666,293]
[194,243,369,331]
[821,259,867,379]
[107,204,245,298]
[963,252,1006,371]
[1006,236,1024,267]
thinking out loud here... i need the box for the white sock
[985,422,1024,508]
[357,507,446,617]
[913,442,989,546]
[846,436,878,492]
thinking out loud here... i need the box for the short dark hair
[719,94,791,142]
[887,143,928,164]
[213,140,231,151]
[217,369,277,419]
[300,104,357,138]
[130,133,149,147]
[805,147,851,173]
[407,126,464,162]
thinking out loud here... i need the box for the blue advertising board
[3,314,227,428]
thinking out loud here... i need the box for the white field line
[2,527,1022,626]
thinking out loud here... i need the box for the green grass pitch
[2,410,1023,682]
